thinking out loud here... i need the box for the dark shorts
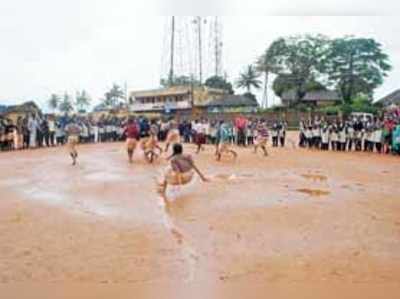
[195,133,206,145]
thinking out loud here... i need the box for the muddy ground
[0,135,399,297]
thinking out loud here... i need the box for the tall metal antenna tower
[213,17,223,77]
[161,16,224,85]
[168,16,175,84]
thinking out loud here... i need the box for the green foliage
[75,90,91,112]
[242,92,257,102]
[316,94,379,116]
[160,75,200,87]
[317,105,342,115]
[293,103,312,112]
[349,94,378,114]
[58,93,74,114]
[103,84,125,108]
[236,65,262,93]
[204,75,234,94]
[48,94,60,111]
[324,37,392,103]
[260,34,392,107]
[264,35,330,102]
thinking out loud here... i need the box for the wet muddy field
[1,136,400,297]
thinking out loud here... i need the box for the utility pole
[196,16,203,85]
[214,17,222,77]
[169,16,175,85]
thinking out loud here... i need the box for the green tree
[160,75,200,87]
[272,74,327,97]
[324,37,392,103]
[48,94,60,112]
[75,90,91,112]
[103,84,125,108]
[204,75,234,94]
[264,35,330,104]
[350,93,377,114]
[235,65,262,95]
[58,92,74,115]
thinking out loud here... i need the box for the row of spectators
[0,113,287,151]
[299,109,400,154]
[2,109,399,154]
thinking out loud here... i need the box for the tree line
[256,34,392,107]
[48,84,126,114]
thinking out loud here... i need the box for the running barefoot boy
[123,117,140,163]
[254,119,269,156]
[216,121,237,161]
[164,119,180,153]
[142,122,163,163]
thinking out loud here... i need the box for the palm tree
[256,54,275,108]
[102,84,125,108]
[236,65,262,94]
[48,94,60,112]
[75,90,91,112]
[256,39,285,108]
[59,92,74,115]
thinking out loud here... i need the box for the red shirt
[125,124,139,139]
[384,120,395,132]
[235,116,247,130]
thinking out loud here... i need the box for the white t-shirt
[48,120,56,132]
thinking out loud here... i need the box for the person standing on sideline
[28,114,38,148]
[41,118,50,147]
[234,115,247,147]
[278,121,287,147]
[48,116,56,146]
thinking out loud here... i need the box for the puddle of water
[0,178,30,187]
[296,188,330,197]
[301,174,328,182]
[25,187,68,203]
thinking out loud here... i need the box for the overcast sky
[0,1,399,109]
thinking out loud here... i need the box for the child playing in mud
[216,120,238,161]
[254,119,269,156]
[141,121,163,163]
[164,119,181,153]
[123,118,140,163]
[64,118,82,166]
[157,143,208,204]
